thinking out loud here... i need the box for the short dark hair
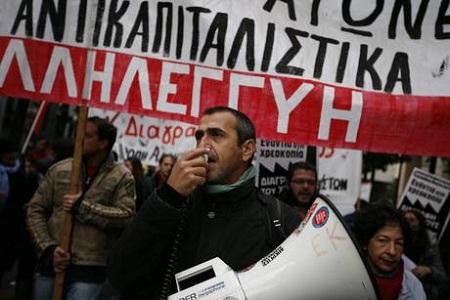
[158,153,177,165]
[352,202,408,248]
[202,106,255,146]
[287,161,317,183]
[0,139,16,156]
[87,116,117,153]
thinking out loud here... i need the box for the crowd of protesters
[0,109,449,300]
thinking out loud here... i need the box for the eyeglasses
[290,179,316,186]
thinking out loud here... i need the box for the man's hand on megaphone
[167,148,209,197]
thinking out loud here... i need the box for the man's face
[83,122,104,157]
[196,112,251,184]
[159,157,175,177]
[0,152,16,166]
[289,169,316,205]
[35,139,48,152]
[124,160,133,172]
[367,224,404,274]
[404,212,420,232]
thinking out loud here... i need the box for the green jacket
[26,155,135,266]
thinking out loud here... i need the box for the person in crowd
[278,161,318,221]
[352,202,426,300]
[145,165,156,178]
[107,106,300,299]
[29,137,54,174]
[124,157,152,210]
[402,209,449,299]
[439,225,450,279]
[0,140,21,214]
[147,153,177,193]
[343,197,369,228]
[0,143,39,300]
[26,117,135,300]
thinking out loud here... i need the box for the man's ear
[241,139,256,163]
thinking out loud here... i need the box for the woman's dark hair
[158,153,177,165]
[352,202,409,249]
[402,209,429,263]
[125,157,144,183]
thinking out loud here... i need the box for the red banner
[1,37,450,157]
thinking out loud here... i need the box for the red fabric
[87,165,98,178]
[1,37,450,157]
[375,265,404,300]
[30,149,51,161]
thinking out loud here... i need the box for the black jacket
[107,179,299,299]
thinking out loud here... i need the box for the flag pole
[20,101,47,155]
[53,106,89,300]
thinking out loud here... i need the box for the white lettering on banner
[318,87,363,143]
[1,32,450,156]
[115,57,152,109]
[191,66,223,117]
[82,51,114,103]
[271,79,314,133]
[157,62,190,114]
[260,140,297,147]
[228,73,265,109]
[8,0,449,158]
[0,39,35,91]
[261,187,277,195]
[41,46,77,97]
[260,176,286,186]
[259,148,305,159]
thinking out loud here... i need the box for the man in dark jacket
[108,106,300,299]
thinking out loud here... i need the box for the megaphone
[168,195,379,300]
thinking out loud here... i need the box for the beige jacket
[26,155,135,266]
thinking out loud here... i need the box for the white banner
[318,147,362,216]
[90,109,196,166]
[1,1,450,157]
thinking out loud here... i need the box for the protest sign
[398,168,450,241]
[255,140,316,197]
[90,108,196,165]
[1,1,450,156]
[318,147,362,216]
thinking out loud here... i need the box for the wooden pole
[53,106,89,300]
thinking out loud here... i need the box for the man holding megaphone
[108,106,300,299]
